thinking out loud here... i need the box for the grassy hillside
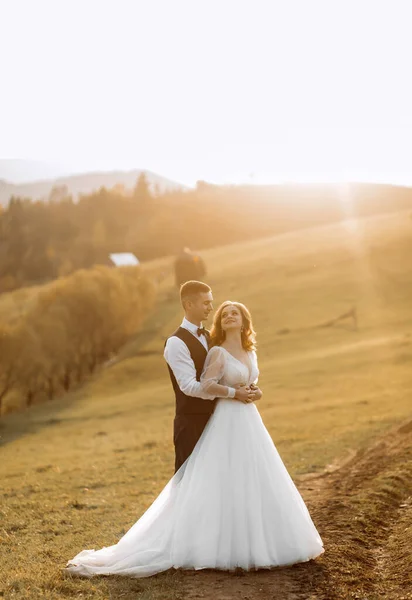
[0,209,411,599]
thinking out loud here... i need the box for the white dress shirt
[164,317,236,400]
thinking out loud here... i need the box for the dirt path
[172,417,412,600]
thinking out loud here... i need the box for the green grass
[0,209,411,599]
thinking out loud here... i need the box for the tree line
[0,265,155,415]
[1,174,412,293]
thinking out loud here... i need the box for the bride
[65,301,324,577]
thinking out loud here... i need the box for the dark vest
[166,327,216,416]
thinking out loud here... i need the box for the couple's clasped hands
[234,383,262,404]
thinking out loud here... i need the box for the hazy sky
[1,0,412,186]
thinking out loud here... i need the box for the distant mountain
[0,163,187,206]
[0,159,73,183]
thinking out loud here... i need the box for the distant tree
[133,172,152,209]
[14,325,44,407]
[152,183,161,198]
[0,324,20,414]
[111,183,127,196]
[196,180,217,193]
[48,185,70,203]
[92,219,107,248]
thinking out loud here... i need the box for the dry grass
[0,210,411,599]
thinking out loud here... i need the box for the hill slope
[0,210,411,599]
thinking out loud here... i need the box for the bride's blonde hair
[210,301,257,351]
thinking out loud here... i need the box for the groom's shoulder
[164,327,188,348]
[167,326,185,340]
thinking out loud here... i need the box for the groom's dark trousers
[166,327,216,473]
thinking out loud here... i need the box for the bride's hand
[247,384,262,402]
[253,388,262,401]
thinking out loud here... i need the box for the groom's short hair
[180,280,211,306]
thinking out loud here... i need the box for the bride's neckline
[219,346,251,377]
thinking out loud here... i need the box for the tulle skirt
[65,399,324,577]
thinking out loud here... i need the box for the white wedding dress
[66,346,324,577]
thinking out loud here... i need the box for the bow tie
[197,327,208,337]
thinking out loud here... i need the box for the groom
[164,280,250,472]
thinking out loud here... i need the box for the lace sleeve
[200,347,235,398]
